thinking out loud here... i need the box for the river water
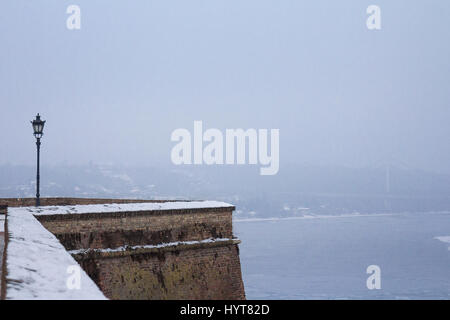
[234,212,450,299]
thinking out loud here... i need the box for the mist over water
[1,163,450,218]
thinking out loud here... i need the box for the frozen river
[234,212,450,299]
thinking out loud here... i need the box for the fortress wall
[1,198,245,300]
[37,209,233,250]
[73,240,245,300]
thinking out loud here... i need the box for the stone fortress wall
[0,198,245,300]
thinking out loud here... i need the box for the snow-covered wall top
[5,208,107,300]
[3,200,234,299]
[15,201,234,216]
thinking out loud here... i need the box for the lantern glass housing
[31,113,45,139]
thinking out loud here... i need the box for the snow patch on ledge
[435,236,450,250]
[5,208,107,300]
[69,238,235,255]
[16,201,234,216]
[435,236,450,243]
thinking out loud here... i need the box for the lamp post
[31,113,46,207]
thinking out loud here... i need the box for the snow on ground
[15,200,234,216]
[5,208,107,300]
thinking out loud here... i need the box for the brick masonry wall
[74,242,246,300]
[38,209,233,250]
[0,198,246,300]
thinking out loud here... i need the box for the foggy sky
[1,1,449,173]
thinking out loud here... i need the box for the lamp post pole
[36,137,41,206]
[31,113,45,207]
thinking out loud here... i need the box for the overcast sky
[1,1,449,173]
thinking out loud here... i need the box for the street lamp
[31,113,45,206]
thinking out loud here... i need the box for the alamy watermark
[366,5,381,30]
[170,121,279,175]
[366,265,381,290]
[66,5,81,30]
[64,5,380,31]
[66,265,81,290]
